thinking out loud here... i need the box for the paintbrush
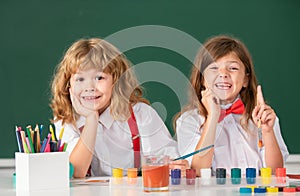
[173,144,214,161]
[258,119,263,148]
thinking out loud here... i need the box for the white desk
[0,168,298,196]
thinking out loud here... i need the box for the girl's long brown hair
[174,35,258,131]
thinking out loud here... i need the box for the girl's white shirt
[55,102,179,176]
[176,103,289,175]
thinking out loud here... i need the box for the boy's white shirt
[176,101,289,176]
[55,102,179,176]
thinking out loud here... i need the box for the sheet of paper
[71,177,110,186]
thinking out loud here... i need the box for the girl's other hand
[169,159,190,177]
[69,88,98,118]
[252,85,276,132]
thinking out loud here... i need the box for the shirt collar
[220,96,241,110]
[76,115,85,129]
[75,106,114,130]
[99,106,114,129]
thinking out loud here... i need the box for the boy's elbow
[71,163,88,178]
[73,170,87,178]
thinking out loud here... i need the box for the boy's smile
[82,95,101,101]
[70,68,113,113]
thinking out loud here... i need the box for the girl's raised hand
[252,85,276,132]
[69,88,98,118]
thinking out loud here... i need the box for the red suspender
[127,107,141,169]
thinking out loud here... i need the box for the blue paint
[246,168,256,184]
[239,187,252,193]
[254,187,266,193]
[171,169,181,185]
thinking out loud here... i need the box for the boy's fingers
[172,159,188,165]
[171,160,190,168]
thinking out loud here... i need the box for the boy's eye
[75,77,84,82]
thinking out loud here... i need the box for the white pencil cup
[15,152,69,191]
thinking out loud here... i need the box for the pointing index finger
[256,85,265,106]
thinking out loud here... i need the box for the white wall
[285,155,300,174]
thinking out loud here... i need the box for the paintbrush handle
[173,144,214,161]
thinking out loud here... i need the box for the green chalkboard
[1,0,299,158]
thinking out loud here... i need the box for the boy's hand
[69,88,98,118]
[169,159,190,177]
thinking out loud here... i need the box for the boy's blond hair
[50,38,148,126]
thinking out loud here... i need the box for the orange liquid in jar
[142,165,169,191]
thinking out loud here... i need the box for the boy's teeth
[84,96,97,100]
